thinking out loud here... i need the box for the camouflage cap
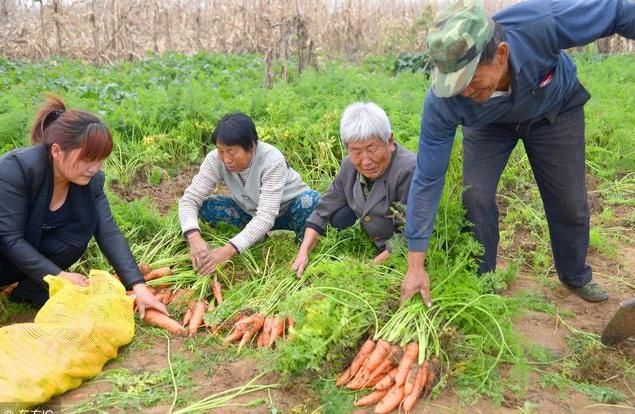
[427,0,494,98]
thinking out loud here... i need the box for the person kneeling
[0,96,166,316]
[179,112,319,274]
[292,102,416,276]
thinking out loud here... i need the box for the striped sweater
[178,150,287,252]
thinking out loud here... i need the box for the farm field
[1,52,634,413]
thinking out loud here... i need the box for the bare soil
[110,165,199,215]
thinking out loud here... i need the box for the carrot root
[374,367,398,391]
[349,339,376,378]
[374,383,405,414]
[395,342,419,387]
[402,361,429,413]
[354,389,388,407]
[335,366,352,387]
[144,266,172,282]
[212,277,223,304]
[188,300,207,336]
[143,309,187,336]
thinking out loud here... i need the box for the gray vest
[221,142,308,216]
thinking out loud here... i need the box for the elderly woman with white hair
[291,102,416,276]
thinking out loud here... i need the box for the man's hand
[372,249,390,264]
[400,252,432,307]
[58,271,89,287]
[132,283,168,319]
[291,251,310,277]
[197,244,238,275]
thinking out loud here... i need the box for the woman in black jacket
[0,95,166,316]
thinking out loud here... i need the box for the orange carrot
[348,348,393,390]
[237,327,258,352]
[224,328,245,343]
[395,342,419,387]
[364,357,396,388]
[212,277,223,304]
[144,266,172,282]
[404,363,419,396]
[267,317,285,347]
[143,309,187,336]
[182,301,195,326]
[337,339,376,388]
[226,313,264,344]
[213,311,249,334]
[402,362,428,413]
[364,340,392,373]
[236,313,265,351]
[374,367,398,391]
[368,345,401,381]
[188,300,207,336]
[250,313,265,331]
[354,389,389,407]
[258,317,274,348]
[346,373,367,390]
[224,315,254,343]
[374,383,405,414]
[182,309,192,326]
[224,314,256,343]
[366,370,393,388]
[350,339,376,377]
[335,366,352,387]
[138,263,151,275]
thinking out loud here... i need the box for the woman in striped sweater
[179,113,319,274]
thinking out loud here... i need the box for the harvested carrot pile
[337,339,440,413]
[223,312,294,351]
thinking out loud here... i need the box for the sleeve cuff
[183,228,200,238]
[229,235,249,253]
[128,279,146,290]
[305,221,326,236]
[407,238,429,252]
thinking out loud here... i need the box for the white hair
[339,102,392,145]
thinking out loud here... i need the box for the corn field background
[0,0,633,65]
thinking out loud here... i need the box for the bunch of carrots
[132,264,225,337]
[223,312,294,352]
[181,276,224,336]
[336,339,439,413]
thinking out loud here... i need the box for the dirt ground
[3,168,634,414]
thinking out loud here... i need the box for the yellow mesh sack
[0,270,135,409]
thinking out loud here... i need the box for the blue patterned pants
[199,189,320,240]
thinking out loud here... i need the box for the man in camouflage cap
[401,0,635,306]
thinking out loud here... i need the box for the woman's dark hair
[30,95,113,161]
[479,22,505,65]
[211,112,258,151]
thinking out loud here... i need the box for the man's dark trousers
[461,98,592,289]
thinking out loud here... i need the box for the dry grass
[0,0,632,63]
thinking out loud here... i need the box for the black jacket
[0,144,144,289]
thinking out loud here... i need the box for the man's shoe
[572,281,609,302]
